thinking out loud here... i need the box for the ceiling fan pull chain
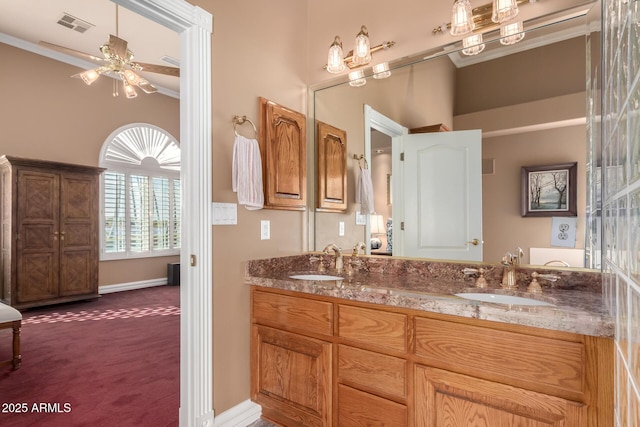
[113,79,119,97]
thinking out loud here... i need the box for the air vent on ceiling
[57,13,95,34]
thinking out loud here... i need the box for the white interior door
[393,130,482,261]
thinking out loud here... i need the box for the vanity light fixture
[352,26,372,66]
[433,0,535,35]
[500,21,525,45]
[324,27,395,73]
[450,0,475,36]
[372,62,391,79]
[492,0,519,23]
[462,33,486,55]
[326,36,346,74]
[348,69,367,87]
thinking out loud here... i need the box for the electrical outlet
[261,220,270,240]
[339,221,345,236]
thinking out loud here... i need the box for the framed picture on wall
[521,162,577,217]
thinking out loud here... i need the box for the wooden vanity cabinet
[0,156,104,309]
[251,290,333,427]
[250,287,613,427]
[258,97,307,211]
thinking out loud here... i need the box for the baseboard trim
[98,278,168,294]
[214,400,261,427]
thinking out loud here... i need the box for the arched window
[100,124,180,259]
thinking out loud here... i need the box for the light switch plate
[261,220,270,240]
[355,211,366,225]
[211,202,237,225]
[339,221,345,236]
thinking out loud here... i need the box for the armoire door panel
[18,171,59,222]
[61,175,95,220]
[17,253,58,302]
[60,250,94,296]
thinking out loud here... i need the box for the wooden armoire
[0,156,104,309]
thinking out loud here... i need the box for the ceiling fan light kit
[40,6,178,99]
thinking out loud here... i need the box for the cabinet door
[316,121,347,212]
[252,325,331,427]
[415,365,586,427]
[259,97,307,210]
[59,173,99,297]
[16,170,60,302]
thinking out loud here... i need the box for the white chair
[0,303,21,370]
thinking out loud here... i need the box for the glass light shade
[352,26,371,66]
[500,21,525,45]
[492,0,519,23]
[372,62,391,79]
[123,69,141,85]
[79,69,101,85]
[123,81,138,99]
[326,36,345,74]
[450,0,474,36]
[348,70,366,87]
[462,34,485,56]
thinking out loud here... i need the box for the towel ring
[353,154,368,169]
[233,115,258,138]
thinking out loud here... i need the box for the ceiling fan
[39,6,179,99]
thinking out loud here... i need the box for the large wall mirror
[310,1,602,270]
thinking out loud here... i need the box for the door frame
[114,1,214,425]
[363,105,407,254]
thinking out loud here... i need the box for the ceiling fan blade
[108,35,129,59]
[134,62,180,77]
[39,41,108,63]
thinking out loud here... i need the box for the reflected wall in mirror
[312,8,601,269]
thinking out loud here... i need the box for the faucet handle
[463,267,488,288]
[527,272,559,293]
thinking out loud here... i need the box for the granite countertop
[245,254,614,338]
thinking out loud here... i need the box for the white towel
[232,135,264,210]
[356,167,375,214]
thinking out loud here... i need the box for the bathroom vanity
[247,255,613,427]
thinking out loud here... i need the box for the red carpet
[0,286,180,427]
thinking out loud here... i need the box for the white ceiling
[0,0,180,96]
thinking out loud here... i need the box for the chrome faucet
[322,243,343,273]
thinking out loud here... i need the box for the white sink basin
[289,274,343,281]
[455,292,555,307]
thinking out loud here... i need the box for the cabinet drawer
[414,317,585,398]
[338,344,407,400]
[338,384,408,427]
[252,290,333,336]
[338,305,407,352]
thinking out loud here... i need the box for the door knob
[466,238,480,246]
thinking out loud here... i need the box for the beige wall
[0,43,180,287]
